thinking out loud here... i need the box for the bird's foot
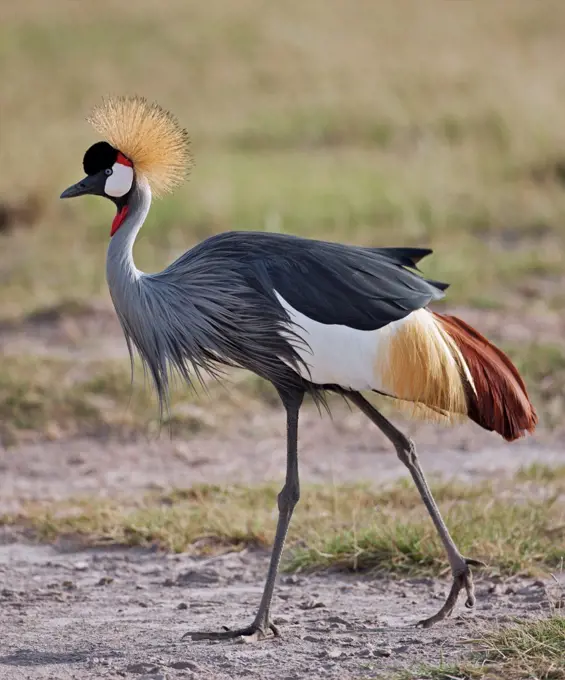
[417,557,486,629]
[182,620,279,643]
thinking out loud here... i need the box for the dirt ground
[0,309,563,679]
[0,540,562,680]
[0,409,563,679]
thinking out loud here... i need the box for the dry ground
[1,1,565,678]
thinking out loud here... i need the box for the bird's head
[60,95,192,236]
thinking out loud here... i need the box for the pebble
[488,583,503,596]
[299,598,326,610]
[96,577,113,586]
[358,648,375,658]
[280,575,301,585]
[175,569,220,586]
[176,602,189,610]
[516,585,538,595]
[125,662,161,674]
[303,635,323,643]
[327,615,349,626]
[73,561,88,572]
[327,648,343,659]
[169,660,202,671]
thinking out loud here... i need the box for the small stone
[280,575,301,585]
[358,648,374,658]
[303,635,323,643]
[176,602,188,610]
[162,578,175,588]
[96,577,113,586]
[62,580,75,590]
[125,663,160,674]
[175,569,220,586]
[73,561,88,572]
[327,615,349,626]
[488,583,503,596]
[136,601,149,608]
[139,674,168,680]
[327,649,342,659]
[299,598,326,610]
[169,660,202,671]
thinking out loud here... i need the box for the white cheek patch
[105,162,134,197]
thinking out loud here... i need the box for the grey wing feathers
[170,232,448,332]
[253,237,447,331]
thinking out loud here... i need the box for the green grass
[515,463,565,484]
[0,353,286,445]
[400,615,565,679]
[2,1,565,318]
[4,479,564,576]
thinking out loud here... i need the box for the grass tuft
[400,615,565,679]
[3,479,564,576]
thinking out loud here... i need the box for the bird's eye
[105,168,113,176]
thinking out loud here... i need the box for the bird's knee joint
[396,439,417,468]
[278,484,300,513]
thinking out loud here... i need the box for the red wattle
[111,205,129,236]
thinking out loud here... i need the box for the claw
[182,621,278,643]
[416,556,485,629]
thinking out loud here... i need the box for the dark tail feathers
[434,312,538,442]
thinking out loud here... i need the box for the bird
[60,95,537,642]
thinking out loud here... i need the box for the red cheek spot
[116,152,133,167]
[110,205,129,236]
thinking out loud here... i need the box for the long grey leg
[185,388,304,642]
[348,392,485,628]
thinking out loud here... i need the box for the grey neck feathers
[106,177,151,312]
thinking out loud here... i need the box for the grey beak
[60,174,98,199]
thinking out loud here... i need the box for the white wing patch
[105,162,134,197]
[275,291,407,391]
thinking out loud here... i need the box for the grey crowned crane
[60,96,537,642]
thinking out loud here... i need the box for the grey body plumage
[108,179,447,413]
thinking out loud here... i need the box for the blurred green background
[1,0,565,439]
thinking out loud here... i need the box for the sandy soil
[0,540,562,680]
[0,310,563,679]
[0,423,562,680]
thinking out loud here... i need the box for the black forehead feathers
[83,141,119,176]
